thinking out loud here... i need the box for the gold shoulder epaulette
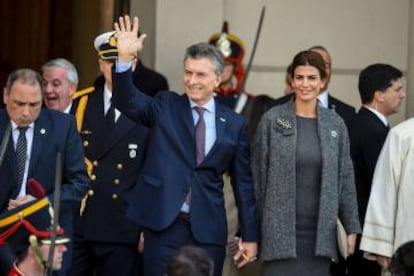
[73,86,95,100]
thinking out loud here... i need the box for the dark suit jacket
[0,108,89,271]
[348,106,389,224]
[112,69,258,245]
[74,84,149,244]
[272,93,355,131]
[0,108,89,212]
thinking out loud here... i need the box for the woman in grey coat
[252,50,361,275]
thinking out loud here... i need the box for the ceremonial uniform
[0,197,70,275]
[69,31,149,276]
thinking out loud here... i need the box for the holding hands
[233,240,258,268]
[114,15,147,62]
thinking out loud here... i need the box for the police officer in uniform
[68,31,149,276]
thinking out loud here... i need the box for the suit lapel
[28,110,49,177]
[0,113,17,179]
[172,95,196,164]
[98,114,136,158]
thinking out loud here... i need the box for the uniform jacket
[360,118,414,258]
[252,100,360,262]
[348,106,389,224]
[73,84,149,244]
[112,69,258,245]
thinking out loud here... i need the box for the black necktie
[106,103,115,132]
[194,106,206,166]
[16,127,27,187]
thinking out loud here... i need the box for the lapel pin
[40,128,46,134]
[331,130,337,138]
[220,117,226,122]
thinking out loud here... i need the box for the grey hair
[5,69,44,95]
[184,42,225,76]
[41,58,79,85]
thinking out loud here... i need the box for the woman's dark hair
[289,50,327,80]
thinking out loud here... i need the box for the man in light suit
[111,16,258,276]
[0,68,89,274]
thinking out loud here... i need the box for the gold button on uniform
[90,174,96,181]
[88,189,94,196]
[112,194,118,199]
[113,178,120,185]
[93,160,98,166]
[83,140,89,147]
[116,163,123,170]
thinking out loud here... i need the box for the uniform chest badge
[129,144,138,158]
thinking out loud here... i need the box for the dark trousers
[68,236,139,276]
[346,249,381,276]
[143,216,225,276]
[330,255,347,276]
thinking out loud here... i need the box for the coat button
[116,163,123,170]
[83,140,89,147]
[90,174,96,181]
[113,178,120,185]
[93,160,98,166]
[88,189,94,196]
[112,194,118,199]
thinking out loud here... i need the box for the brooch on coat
[275,117,294,135]
[276,117,293,129]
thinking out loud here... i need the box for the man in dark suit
[67,31,149,276]
[42,58,79,114]
[0,68,89,274]
[347,63,405,275]
[273,45,355,130]
[111,16,258,276]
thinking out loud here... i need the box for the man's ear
[373,90,385,103]
[69,83,77,97]
[215,74,222,88]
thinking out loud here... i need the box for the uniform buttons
[88,189,94,196]
[83,140,89,147]
[90,174,96,181]
[116,163,123,170]
[113,178,120,185]
[93,160,98,166]
[112,194,118,199]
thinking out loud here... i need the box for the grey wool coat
[251,100,361,262]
